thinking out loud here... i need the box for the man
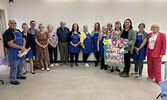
[28,20,38,56]
[3,20,26,85]
[57,21,70,65]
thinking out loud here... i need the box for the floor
[0,63,164,100]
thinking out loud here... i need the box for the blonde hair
[22,23,28,28]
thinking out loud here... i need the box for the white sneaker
[131,72,138,76]
[55,63,59,66]
[41,68,45,71]
[135,75,142,79]
[50,64,54,68]
[85,63,90,68]
[17,49,28,57]
[46,68,50,71]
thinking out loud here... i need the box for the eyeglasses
[10,23,16,25]
[152,27,158,28]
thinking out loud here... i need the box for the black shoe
[71,63,73,67]
[95,62,98,67]
[23,70,27,75]
[110,68,114,72]
[31,71,35,74]
[17,76,27,79]
[116,68,120,72]
[120,73,129,77]
[10,81,20,85]
[100,67,103,70]
[75,63,79,66]
[119,71,125,75]
[104,67,108,70]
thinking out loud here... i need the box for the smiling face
[39,24,45,32]
[84,25,88,32]
[47,25,53,32]
[124,20,131,29]
[151,24,159,33]
[115,23,121,30]
[73,24,78,31]
[102,26,107,33]
[8,20,17,30]
[22,25,28,32]
[30,22,36,29]
[107,24,112,30]
[138,25,145,32]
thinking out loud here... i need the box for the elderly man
[3,20,27,85]
[56,21,70,65]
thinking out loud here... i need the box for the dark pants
[83,54,90,63]
[58,42,69,63]
[134,59,143,75]
[48,45,57,64]
[94,53,99,64]
[123,51,131,74]
[70,53,79,63]
[101,57,107,68]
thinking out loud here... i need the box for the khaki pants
[58,42,69,63]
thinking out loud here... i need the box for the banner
[103,36,128,67]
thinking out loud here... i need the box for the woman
[35,24,50,71]
[132,23,147,79]
[80,25,92,67]
[119,19,136,77]
[68,23,80,67]
[107,23,113,34]
[110,21,122,72]
[92,22,101,67]
[147,24,166,84]
[97,26,111,70]
[22,23,35,74]
[47,24,59,67]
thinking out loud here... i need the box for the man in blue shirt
[57,21,70,65]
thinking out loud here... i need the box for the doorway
[0,9,7,57]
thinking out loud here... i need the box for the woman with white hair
[147,24,166,84]
[47,24,59,67]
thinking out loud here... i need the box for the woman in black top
[119,19,136,77]
[68,23,81,67]
[22,23,35,74]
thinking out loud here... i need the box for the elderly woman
[132,23,147,79]
[97,26,111,70]
[147,24,166,84]
[47,24,59,67]
[119,19,136,77]
[80,25,92,67]
[92,22,101,67]
[35,24,50,71]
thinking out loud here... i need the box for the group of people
[3,19,166,85]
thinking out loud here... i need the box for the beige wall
[0,0,9,28]
[2,0,167,61]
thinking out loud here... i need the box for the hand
[20,46,25,53]
[97,47,99,51]
[53,45,57,48]
[135,47,139,55]
[159,55,163,59]
[123,42,127,45]
[43,45,47,48]
[82,45,85,49]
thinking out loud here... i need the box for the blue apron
[82,33,92,54]
[25,36,33,58]
[9,30,25,61]
[132,32,146,60]
[68,33,80,53]
[93,32,99,53]
[29,28,36,55]
[99,35,108,57]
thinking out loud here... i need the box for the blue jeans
[6,49,24,82]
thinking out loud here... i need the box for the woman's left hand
[159,55,163,59]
